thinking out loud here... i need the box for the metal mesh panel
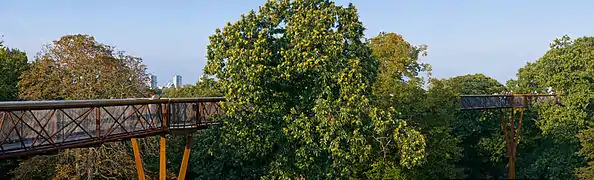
[0,98,224,158]
[197,102,223,126]
[169,103,195,129]
[460,95,558,110]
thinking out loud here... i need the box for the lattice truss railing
[0,98,224,158]
[460,94,558,110]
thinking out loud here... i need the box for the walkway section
[460,94,558,110]
[0,97,225,159]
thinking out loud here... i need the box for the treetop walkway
[460,94,558,110]
[0,97,224,180]
[0,94,558,179]
[460,94,558,179]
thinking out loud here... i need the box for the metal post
[177,135,193,180]
[131,138,146,180]
[96,107,100,138]
[500,107,517,179]
[509,107,516,179]
[162,104,169,131]
[160,135,167,180]
[0,112,5,133]
[193,103,199,127]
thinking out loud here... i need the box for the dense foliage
[444,74,508,179]
[368,32,463,179]
[0,38,28,101]
[203,1,425,178]
[19,34,148,100]
[507,35,593,179]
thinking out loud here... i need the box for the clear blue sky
[2,0,593,86]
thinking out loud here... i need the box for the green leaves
[203,1,428,178]
[368,32,467,179]
[510,35,594,179]
[0,41,28,101]
[442,75,506,179]
[577,128,594,180]
[369,32,428,83]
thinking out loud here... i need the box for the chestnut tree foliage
[203,0,425,178]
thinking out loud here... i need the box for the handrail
[0,97,225,159]
[0,97,226,111]
[460,94,557,97]
[460,94,559,110]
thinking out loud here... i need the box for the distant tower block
[148,75,158,88]
[173,75,182,88]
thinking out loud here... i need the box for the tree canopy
[0,39,28,101]
[19,34,148,100]
[443,74,508,179]
[203,0,425,178]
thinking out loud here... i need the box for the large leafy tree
[0,38,29,101]
[13,34,154,179]
[370,32,429,113]
[368,32,463,179]
[508,35,593,179]
[19,34,148,100]
[203,0,425,178]
[443,74,508,179]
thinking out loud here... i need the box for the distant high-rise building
[173,75,182,88]
[148,75,158,88]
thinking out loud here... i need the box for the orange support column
[177,135,193,180]
[160,135,167,180]
[131,138,146,180]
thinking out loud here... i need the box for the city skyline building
[173,75,182,88]
[148,74,158,88]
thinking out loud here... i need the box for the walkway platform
[0,97,225,159]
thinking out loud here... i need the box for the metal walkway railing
[460,94,558,110]
[0,94,559,159]
[459,94,559,179]
[0,97,225,159]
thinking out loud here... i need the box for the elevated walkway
[460,94,558,110]
[0,97,224,159]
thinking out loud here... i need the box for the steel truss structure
[460,94,558,179]
[0,97,224,180]
[460,94,559,110]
